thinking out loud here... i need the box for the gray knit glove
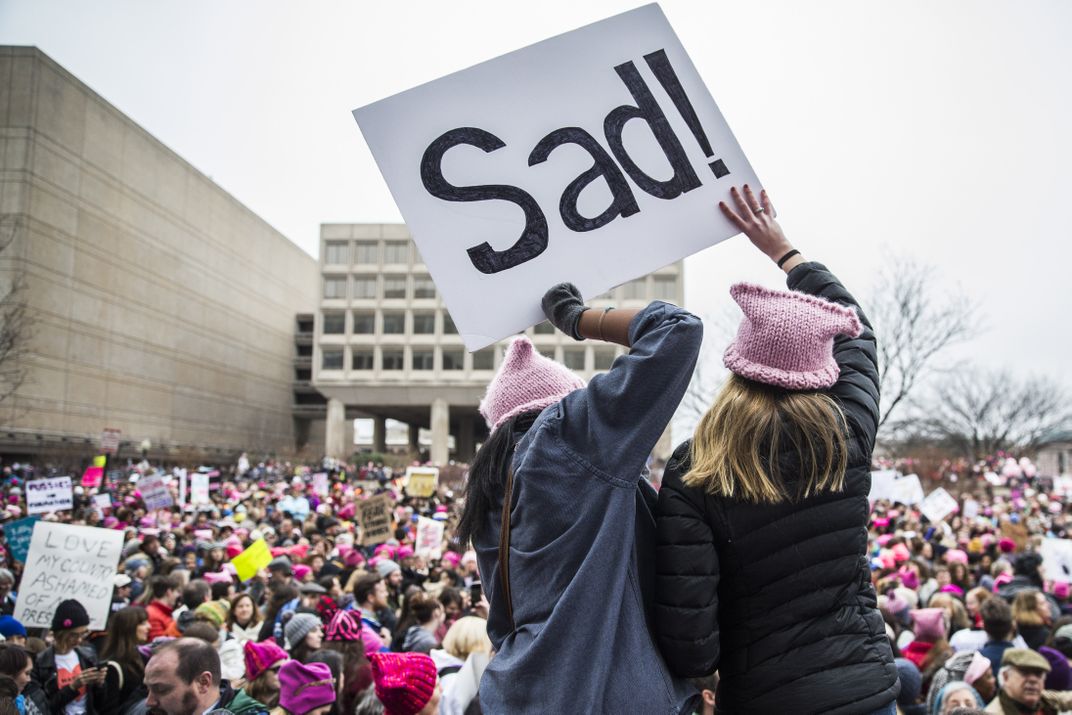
[541,283,589,340]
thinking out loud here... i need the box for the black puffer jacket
[654,262,898,715]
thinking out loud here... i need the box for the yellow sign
[92,455,106,467]
[232,539,272,582]
[405,467,439,498]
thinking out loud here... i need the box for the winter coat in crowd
[654,262,899,715]
[475,301,702,714]
[30,644,100,714]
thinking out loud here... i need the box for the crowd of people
[0,186,1068,714]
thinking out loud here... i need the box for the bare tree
[0,215,31,405]
[869,255,976,431]
[911,368,1071,460]
[672,306,738,439]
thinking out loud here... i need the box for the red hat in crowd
[371,652,437,715]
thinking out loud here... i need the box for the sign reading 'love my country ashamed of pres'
[353,3,760,350]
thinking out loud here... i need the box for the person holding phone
[31,600,105,715]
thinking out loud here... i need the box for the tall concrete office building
[312,223,684,464]
[0,47,319,461]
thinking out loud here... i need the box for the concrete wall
[0,47,319,459]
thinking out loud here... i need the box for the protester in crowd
[654,186,897,714]
[284,613,324,664]
[932,681,986,715]
[453,226,702,712]
[904,608,954,691]
[144,638,268,715]
[303,651,344,715]
[0,644,46,715]
[275,660,335,715]
[980,599,1022,679]
[31,600,105,715]
[1012,591,1052,651]
[95,605,150,713]
[145,575,182,639]
[0,618,25,648]
[394,591,442,655]
[322,609,374,714]
[353,575,392,652]
[926,651,995,714]
[433,616,492,715]
[0,572,16,618]
[986,648,1060,714]
[229,593,262,645]
[243,640,289,710]
[370,652,439,715]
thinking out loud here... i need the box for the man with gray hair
[0,569,16,616]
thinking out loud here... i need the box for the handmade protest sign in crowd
[354,3,760,349]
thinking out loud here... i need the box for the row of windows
[323,275,436,300]
[322,346,617,372]
[322,311,457,335]
[322,347,492,371]
[324,240,416,266]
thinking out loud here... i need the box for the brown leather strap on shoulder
[498,465,515,631]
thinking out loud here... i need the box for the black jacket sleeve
[654,442,720,677]
[787,261,881,455]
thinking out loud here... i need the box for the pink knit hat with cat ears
[479,336,586,433]
[723,282,863,390]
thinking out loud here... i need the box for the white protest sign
[889,474,925,506]
[869,470,899,503]
[191,473,210,505]
[26,477,73,515]
[962,497,979,520]
[313,472,330,497]
[415,516,446,560]
[920,487,959,524]
[1042,538,1072,583]
[92,493,112,511]
[14,522,124,630]
[138,473,173,511]
[353,4,760,350]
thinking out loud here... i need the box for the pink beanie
[479,336,585,432]
[891,543,911,564]
[371,652,438,715]
[898,567,920,590]
[945,549,969,565]
[723,282,862,390]
[964,651,992,686]
[999,537,1017,554]
[911,608,947,642]
[243,639,288,681]
[278,660,335,714]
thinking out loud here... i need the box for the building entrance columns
[372,415,387,454]
[408,423,420,457]
[325,398,346,459]
[430,398,450,465]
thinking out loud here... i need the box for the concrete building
[0,47,320,462]
[312,223,684,464]
[1038,430,1072,477]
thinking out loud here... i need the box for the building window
[382,349,404,370]
[539,349,556,361]
[443,349,464,371]
[621,278,647,300]
[352,276,377,299]
[563,348,586,370]
[383,241,410,264]
[352,311,375,334]
[322,313,345,334]
[325,241,349,265]
[653,275,677,301]
[323,277,347,299]
[412,350,434,370]
[442,312,458,334]
[352,350,374,370]
[383,276,407,299]
[321,349,343,370]
[533,321,555,335]
[413,313,436,334]
[413,275,436,299]
[473,348,495,370]
[593,348,616,370]
[354,241,378,264]
[382,312,405,334]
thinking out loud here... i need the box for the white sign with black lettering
[353,4,760,350]
[14,522,124,630]
[26,477,74,515]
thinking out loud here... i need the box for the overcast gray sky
[2,0,1070,395]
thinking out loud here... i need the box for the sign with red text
[353,4,760,349]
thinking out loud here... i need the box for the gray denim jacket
[475,301,703,714]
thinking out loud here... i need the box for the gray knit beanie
[376,559,401,579]
[284,612,321,651]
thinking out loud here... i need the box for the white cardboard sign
[26,477,74,515]
[138,474,173,511]
[920,487,959,524]
[353,4,760,350]
[889,474,925,506]
[14,522,124,630]
[869,469,899,503]
[191,473,211,506]
[415,516,446,560]
[1042,537,1072,583]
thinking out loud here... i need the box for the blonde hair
[1012,590,1045,627]
[442,616,492,660]
[684,375,849,503]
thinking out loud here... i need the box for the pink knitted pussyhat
[479,336,585,432]
[723,282,863,390]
